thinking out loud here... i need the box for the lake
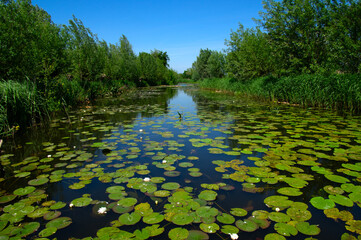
[1,84,361,239]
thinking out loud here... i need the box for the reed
[0,80,46,135]
[199,74,361,113]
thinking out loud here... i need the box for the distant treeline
[0,0,178,135]
[185,0,361,113]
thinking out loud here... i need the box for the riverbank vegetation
[0,0,179,136]
[188,0,361,113]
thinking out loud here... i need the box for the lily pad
[235,219,259,232]
[117,198,137,207]
[0,195,16,204]
[221,225,239,234]
[186,230,209,240]
[198,190,217,201]
[28,177,49,186]
[268,212,291,223]
[143,212,164,224]
[199,223,219,233]
[118,212,141,225]
[38,227,57,237]
[46,217,72,229]
[310,196,335,210]
[286,207,312,221]
[196,206,218,218]
[216,213,235,224]
[162,182,181,190]
[325,174,350,184]
[230,208,248,217]
[71,197,92,207]
[329,194,353,207]
[274,222,298,236]
[172,213,194,225]
[169,228,189,240]
[277,187,302,196]
[43,211,61,220]
[264,233,287,240]
[296,222,321,236]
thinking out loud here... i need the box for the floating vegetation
[0,86,361,239]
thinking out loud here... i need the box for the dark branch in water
[177,111,183,120]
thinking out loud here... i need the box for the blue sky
[32,0,264,73]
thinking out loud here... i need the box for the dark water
[1,85,361,239]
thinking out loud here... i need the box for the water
[1,85,361,239]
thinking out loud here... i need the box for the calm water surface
[1,85,361,239]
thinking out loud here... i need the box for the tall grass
[0,80,47,135]
[198,74,361,113]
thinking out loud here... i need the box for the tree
[151,49,170,67]
[225,24,275,80]
[207,51,226,78]
[191,49,212,80]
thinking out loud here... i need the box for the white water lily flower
[69,203,74,208]
[143,177,151,182]
[97,207,107,214]
[162,160,167,164]
[275,207,280,212]
[230,233,238,240]
[139,129,143,132]
[47,155,51,158]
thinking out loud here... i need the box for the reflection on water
[0,85,361,239]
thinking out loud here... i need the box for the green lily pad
[296,222,321,235]
[216,213,235,224]
[310,196,336,210]
[154,190,170,197]
[230,208,248,217]
[164,171,181,177]
[274,223,298,236]
[50,202,66,210]
[264,233,287,240]
[329,194,353,207]
[268,212,291,223]
[198,190,217,201]
[162,182,180,190]
[143,212,164,224]
[286,207,312,221]
[46,217,72,229]
[71,197,92,207]
[169,227,189,240]
[220,225,239,234]
[28,177,49,186]
[325,174,350,184]
[112,205,133,214]
[0,195,16,204]
[324,185,344,195]
[38,227,57,237]
[172,213,194,225]
[117,198,137,207]
[119,212,141,225]
[199,223,219,233]
[264,195,293,209]
[277,187,302,196]
[43,211,61,220]
[196,206,218,218]
[143,224,164,237]
[106,186,125,194]
[186,230,209,240]
[235,219,259,232]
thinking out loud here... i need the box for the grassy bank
[199,74,361,113]
[0,79,136,137]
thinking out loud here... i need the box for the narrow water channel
[1,85,361,239]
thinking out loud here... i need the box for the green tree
[191,49,212,80]
[118,35,139,83]
[207,51,226,78]
[225,24,275,80]
[0,0,66,93]
[151,49,170,67]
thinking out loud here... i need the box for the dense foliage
[191,0,361,112]
[0,0,178,135]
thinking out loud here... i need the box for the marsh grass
[199,74,361,113]
[0,80,46,135]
